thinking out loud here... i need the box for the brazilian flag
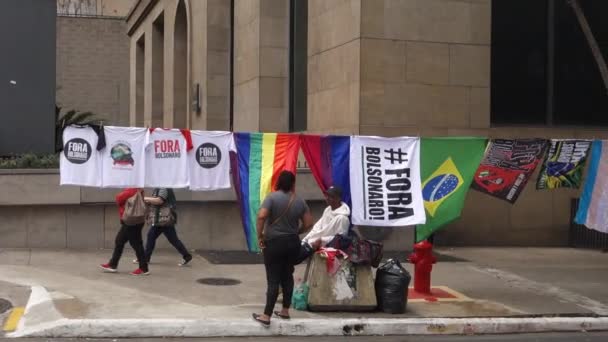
[416,137,487,242]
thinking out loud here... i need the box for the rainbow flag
[300,135,351,209]
[575,140,608,233]
[232,133,301,252]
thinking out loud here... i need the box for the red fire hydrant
[408,240,437,294]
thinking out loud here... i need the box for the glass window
[491,0,608,126]
[491,0,548,124]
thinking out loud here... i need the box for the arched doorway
[173,0,188,129]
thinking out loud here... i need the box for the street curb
[14,285,62,332]
[7,316,608,337]
[7,285,608,338]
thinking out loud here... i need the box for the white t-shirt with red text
[145,128,193,188]
[188,131,236,191]
[101,126,147,188]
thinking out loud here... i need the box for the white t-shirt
[60,125,104,187]
[145,128,193,188]
[101,126,147,188]
[188,131,236,191]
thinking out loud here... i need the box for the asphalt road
[2,333,608,342]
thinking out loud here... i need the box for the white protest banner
[349,136,426,226]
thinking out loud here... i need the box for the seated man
[302,186,351,248]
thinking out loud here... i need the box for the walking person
[141,188,193,266]
[100,188,149,276]
[252,171,314,327]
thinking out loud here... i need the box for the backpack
[145,188,177,227]
[122,191,146,225]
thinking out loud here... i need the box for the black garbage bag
[375,259,411,314]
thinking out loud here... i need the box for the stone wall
[56,16,131,126]
[233,0,290,132]
[307,0,361,135]
[0,170,412,251]
[57,0,136,17]
[357,0,491,137]
[127,0,231,131]
[205,0,231,130]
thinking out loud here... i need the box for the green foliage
[55,106,102,152]
[56,109,98,128]
[0,153,59,169]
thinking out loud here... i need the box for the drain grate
[196,277,241,286]
[0,298,12,314]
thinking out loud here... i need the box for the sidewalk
[1,247,608,337]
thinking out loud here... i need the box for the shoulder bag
[122,191,146,225]
[268,193,295,228]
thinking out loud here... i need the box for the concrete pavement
[1,247,608,337]
[2,334,608,341]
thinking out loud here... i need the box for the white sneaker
[178,255,193,267]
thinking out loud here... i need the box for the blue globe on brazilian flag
[422,158,464,217]
[416,138,487,242]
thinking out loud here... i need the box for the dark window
[491,0,548,125]
[289,0,308,132]
[553,0,608,125]
[491,0,608,126]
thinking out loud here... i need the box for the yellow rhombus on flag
[422,157,464,217]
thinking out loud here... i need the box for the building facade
[126,0,608,247]
[0,0,56,155]
[56,0,137,126]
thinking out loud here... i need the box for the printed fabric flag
[416,137,487,242]
[575,140,608,233]
[300,135,351,209]
[536,139,592,190]
[232,133,300,252]
[349,136,426,226]
[472,139,548,204]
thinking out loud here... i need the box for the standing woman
[252,171,314,326]
[142,188,193,266]
[100,188,149,276]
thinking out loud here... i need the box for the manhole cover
[197,277,241,286]
[0,298,12,314]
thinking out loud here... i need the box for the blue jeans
[144,225,191,262]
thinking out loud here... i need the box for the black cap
[325,186,342,199]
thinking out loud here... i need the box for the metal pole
[569,0,608,95]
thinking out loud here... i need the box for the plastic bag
[292,282,309,311]
[326,234,383,267]
[375,259,411,314]
[349,239,383,267]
